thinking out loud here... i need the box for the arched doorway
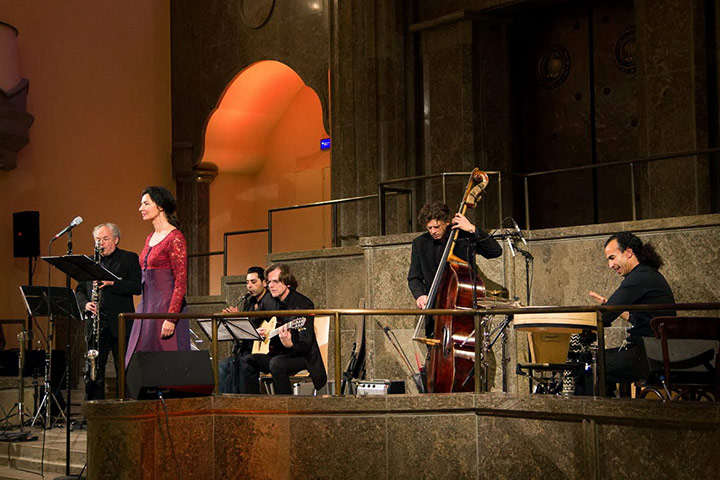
[201,60,330,294]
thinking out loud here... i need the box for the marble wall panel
[598,423,720,480]
[214,413,291,480]
[86,401,157,480]
[289,415,387,479]
[325,255,365,309]
[156,411,214,480]
[387,412,477,479]
[635,0,693,77]
[477,415,586,479]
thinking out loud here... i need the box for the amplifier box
[353,379,405,396]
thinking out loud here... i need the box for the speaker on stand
[13,211,40,352]
[11,211,40,432]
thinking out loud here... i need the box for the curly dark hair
[605,232,664,270]
[264,263,298,290]
[418,201,451,226]
[142,186,180,229]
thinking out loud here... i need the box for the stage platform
[84,393,719,480]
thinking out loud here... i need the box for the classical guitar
[251,317,307,355]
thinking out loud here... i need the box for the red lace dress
[125,229,189,366]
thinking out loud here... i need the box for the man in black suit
[218,266,277,393]
[242,263,326,395]
[407,201,502,337]
[76,223,141,400]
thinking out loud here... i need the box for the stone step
[0,464,59,480]
[0,427,86,478]
[0,456,85,477]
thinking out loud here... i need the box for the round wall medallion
[615,28,636,73]
[240,0,275,29]
[537,45,571,89]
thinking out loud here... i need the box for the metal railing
[116,302,720,399]
[517,148,720,230]
[188,228,269,277]
[378,171,503,234]
[267,191,412,253]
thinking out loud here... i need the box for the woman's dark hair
[142,186,180,229]
[264,263,298,290]
[247,266,265,281]
[418,201,451,226]
[605,231,664,270]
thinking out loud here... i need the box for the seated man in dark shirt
[577,231,676,396]
[242,263,326,395]
[217,266,277,393]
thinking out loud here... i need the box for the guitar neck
[266,318,306,339]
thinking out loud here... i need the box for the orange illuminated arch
[200,60,326,174]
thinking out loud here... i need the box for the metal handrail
[222,228,269,276]
[378,171,503,234]
[188,229,269,278]
[516,147,720,229]
[117,302,720,399]
[267,192,411,253]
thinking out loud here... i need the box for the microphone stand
[62,231,74,477]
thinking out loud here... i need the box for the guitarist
[242,263,327,395]
[218,266,277,393]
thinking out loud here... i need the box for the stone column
[330,0,416,241]
[414,12,512,230]
[635,0,716,218]
[172,142,218,296]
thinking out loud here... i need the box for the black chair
[636,316,720,402]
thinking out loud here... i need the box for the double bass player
[407,201,502,338]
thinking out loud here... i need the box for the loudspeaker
[126,350,214,399]
[13,211,40,258]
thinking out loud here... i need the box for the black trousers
[575,346,640,396]
[85,324,124,400]
[242,353,307,395]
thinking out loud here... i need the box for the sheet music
[196,318,262,341]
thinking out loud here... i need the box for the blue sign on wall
[320,138,331,150]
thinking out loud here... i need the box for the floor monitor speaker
[126,350,214,399]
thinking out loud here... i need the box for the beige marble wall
[85,394,720,480]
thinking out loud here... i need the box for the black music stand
[41,255,119,478]
[196,318,262,342]
[19,285,82,429]
[43,254,120,284]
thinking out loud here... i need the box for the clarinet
[86,239,102,382]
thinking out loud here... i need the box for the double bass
[414,169,489,393]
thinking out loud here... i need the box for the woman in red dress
[125,186,189,366]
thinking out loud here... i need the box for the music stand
[196,318,262,342]
[19,285,82,429]
[41,254,120,478]
[43,254,120,284]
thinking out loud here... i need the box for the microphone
[505,237,516,257]
[52,216,83,240]
[509,217,528,247]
